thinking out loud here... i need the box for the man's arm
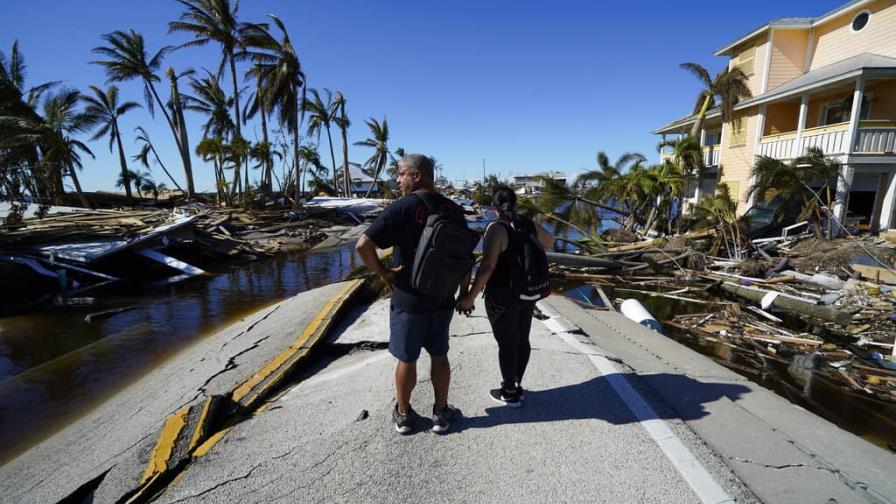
[356,234,399,286]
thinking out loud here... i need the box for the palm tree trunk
[67,165,91,208]
[325,124,338,195]
[258,80,272,196]
[364,156,384,199]
[689,93,713,138]
[340,122,350,197]
[113,123,134,201]
[148,143,184,193]
[228,53,244,205]
[292,130,301,210]
[147,80,193,198]
[168,69,194,199]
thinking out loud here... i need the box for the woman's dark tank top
[485,219,523,299]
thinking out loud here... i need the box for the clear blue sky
[2,0,845,192]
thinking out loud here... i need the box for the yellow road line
[187,396,216,452]
[231,280,362,404]
[141,407,189,484]
[192,427,232,458]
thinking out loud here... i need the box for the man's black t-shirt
[364,191,466,312]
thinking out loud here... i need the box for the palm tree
[1,41,60,202]
[243,15,306,208]
[91,30,196,198]
[170,0,250,201]
[133,126,184,193]
[748,146,841,239]
[1,88,96,206]
[165,66,195,197]
[304,88,338,192]
[657,136,704,207]
[577,151,645,214]
[244,63,273,195]
[680,63,752,138]
[184,69,235,202]
[354,116,389,198]
[387,146,406,181]
[693,182,742,257]
[332,91,350,196]
[80,85,140,200]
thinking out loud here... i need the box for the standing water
[0,243,360,463]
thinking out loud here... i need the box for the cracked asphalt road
[153,298,753,504]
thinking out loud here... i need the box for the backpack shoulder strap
[412,190,437,213]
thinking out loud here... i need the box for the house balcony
[703,145,721,166]
[758,120,896,159]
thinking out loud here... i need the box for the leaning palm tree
[91,30,195,198]
[332,91,350,196]
[304,88,338,192]
[680,63,752,138]
[133,126,184,193]
[354,116,389,198]
[243,16,306,208]
[80,85,141,200]
[244,63,274,195]
[184,69,235,193]
[577,151,645,214]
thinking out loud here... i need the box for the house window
[851,11,870,32]
[819,94,872,126]
[730,118,747,146]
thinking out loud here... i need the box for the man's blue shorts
[389,303,453,362]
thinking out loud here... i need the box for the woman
[458,185,554,407]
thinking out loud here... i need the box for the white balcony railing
[854,120,896,153]
[758,123,849,159]
[702,145,720,166]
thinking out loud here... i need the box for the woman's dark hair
[492,185,517,222]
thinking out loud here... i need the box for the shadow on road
[451,373,751,432]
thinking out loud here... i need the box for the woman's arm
[459,223,507,309]
[535,222,555,249]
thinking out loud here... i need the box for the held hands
[456,292,476,316]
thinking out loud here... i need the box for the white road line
[553,328,734,504]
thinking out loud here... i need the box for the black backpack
[498,218,551,301]
[410,191,480,297]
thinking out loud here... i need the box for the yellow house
[654,0,896,231]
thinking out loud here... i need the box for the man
[356,153,469,434]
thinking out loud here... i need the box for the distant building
[510,171,569,193]
[334,163,387,197]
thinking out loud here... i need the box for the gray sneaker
[431,404,460,434]
[393,405,416,435]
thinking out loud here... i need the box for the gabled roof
[735,53,896,109]
[335,162,374,182]
[715,0,873,56]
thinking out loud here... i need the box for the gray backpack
[410,192,480,297]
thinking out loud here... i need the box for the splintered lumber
[849,263,896,285]
[545,252,622,269]
[719,282,852,326]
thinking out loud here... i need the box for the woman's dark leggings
[485,296,536,389]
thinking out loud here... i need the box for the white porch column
[844,77,865,155]
[746,105,767,208]
[879,169,896,231]
[795,94,809,157]
[833,164,855,226]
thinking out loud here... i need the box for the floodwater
[562,283,896,452]
[0,244,360,463]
